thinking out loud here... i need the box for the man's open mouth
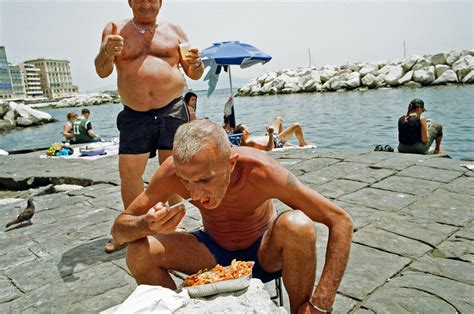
[200,196,211,205]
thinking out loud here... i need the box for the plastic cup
[179,43,191,59]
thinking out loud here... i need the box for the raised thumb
[111,22,118,35]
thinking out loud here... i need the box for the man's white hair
[173,120,231,162]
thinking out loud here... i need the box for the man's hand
[103,23,124,58]
[183,48,202,68]
[266,126,275,135]
[144,202,186,234]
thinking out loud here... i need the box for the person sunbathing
[233,117,310,151]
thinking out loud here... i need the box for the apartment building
[24,58,79,99]
[20,63,43,98]
[8,64,26,99]
[0,46,13,99]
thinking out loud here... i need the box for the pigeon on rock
[5,198,35,228]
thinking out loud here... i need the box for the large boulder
[412,57,432,71]
[311,70,322,84]
[0,119,14,131]
[345,72,361,89]
[432,70,458,85]
[404,81,422,88]
[8,101,52,123]
[435,64,451,78]
[430,53,447,65]
[0,102,7,119]
[374,73,386,87]
[359,63,379,76]
[452,55,474,80]
[462,69,474,84]
[385,66,405,86]
[398,70,414,85]
[413,66,436,85]
[401,56,418,72]
[361,73,377,88]
[319,68,337,82]
[446,51,461,66]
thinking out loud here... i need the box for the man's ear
[229,153,239,172]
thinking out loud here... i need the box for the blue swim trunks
[190,230,282,283]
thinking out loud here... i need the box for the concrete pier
[0,148,472,313]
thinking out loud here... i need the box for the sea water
[0,85,473,160]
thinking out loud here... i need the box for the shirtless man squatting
[112,119,353,313]
[94,0,203,252]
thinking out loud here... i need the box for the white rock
[446,51,461,66]
[435,64,451,78]
[3,110,16,126]
[330,80,347,91]
[54,184,84,193]
[432,70,458,85]
[398,70,413,85]
[311,70,322,84]
[412,57,432,71]
[462,69,474,84]
[359,63,378,76]
[430,53,447,65]
[16,117,34,126]
[264,72,278,84]
[261,82,274,94]
[374,73,386,87]
[319,69,337,82]
[345,72,361,89]
[401,56,418,71]
[361,73,377,88]
[385,65,405,86]
[8,101,52,123]
[452,55,474,80]
[0,120,14,130]
[413,66,436,85]
[404,81,422,88]
[175,279,286,313]
[377,64,395,76]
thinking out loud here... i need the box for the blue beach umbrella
[201,41,272,127]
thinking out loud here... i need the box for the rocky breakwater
[0,101,54,132]
[30,92,121,109]
[237,50,474,96]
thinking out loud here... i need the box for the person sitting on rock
[233,116,310,151]
[398,98,443,154]
[71,108,102,144]
[63,112,78,142]
[111,119,353,314]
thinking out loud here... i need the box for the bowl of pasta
[182,259,254,297]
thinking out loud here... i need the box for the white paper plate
[183,262,254,298]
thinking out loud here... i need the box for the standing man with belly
[94,0,204,253]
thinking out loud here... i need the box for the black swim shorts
[273,134,286,149]
[190,229,282,283]
[117,97,190,158]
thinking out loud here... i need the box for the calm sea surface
[1,85,473,160]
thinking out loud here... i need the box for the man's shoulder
[236,147,281,174]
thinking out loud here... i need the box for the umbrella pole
[228,67,236,128]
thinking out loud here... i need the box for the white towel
[104,285,190,314]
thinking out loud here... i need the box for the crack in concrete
[399,285,459,312]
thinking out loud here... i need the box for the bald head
[173,120,231,163]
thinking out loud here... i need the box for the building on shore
[24,58,79,99]
[20,63,44,99]
[8,64,26,99]
[0,46,13,99]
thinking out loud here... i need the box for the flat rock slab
[353,225,432,258]
[372,175,444,195]
[339,244,411,300]
[403,189,474,226]
[0,148,473,313]
[339,187,416,212]
[363,271,474,313]
[398,165,463,183]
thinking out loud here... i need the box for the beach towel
[40,140,119,161]
[101,284,190,314]
[272,144,317,152]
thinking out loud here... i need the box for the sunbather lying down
[233,116,310,151]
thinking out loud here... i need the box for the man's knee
[126,237,163,280]
[274,210,316,243]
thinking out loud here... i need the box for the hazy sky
[0,0,472,93]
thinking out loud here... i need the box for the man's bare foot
[104,239,127,254]
[299,141,310,147]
